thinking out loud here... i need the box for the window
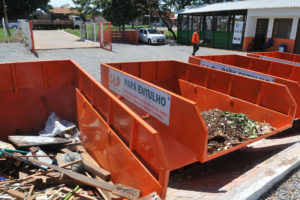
[143,30,147,34]
[215,16,229,32]
[272,19,292,39]
[139,29,143,33]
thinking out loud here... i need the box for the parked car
[8,21,20,29]
[138,28,166,45]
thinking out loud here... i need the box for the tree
[102,0,142,30]
[152,0,236,40]
[72,0,102,21]
[2,0,10,36]
[0,0,50,19]
[150,0,201,40]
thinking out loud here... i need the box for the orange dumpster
[0,60,170,198]
[189,54,300,119]
[101,60,296,198]
[248,51,300,67]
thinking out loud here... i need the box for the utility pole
[2,0,11,36]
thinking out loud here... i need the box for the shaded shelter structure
[177,0,300,53]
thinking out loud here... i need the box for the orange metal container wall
[101,61,295,165]
[248,51,300,64]
[189,54,300,119]
[0,60,169,198]
[0,60,77,140]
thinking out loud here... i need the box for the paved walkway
[33,30,98,50]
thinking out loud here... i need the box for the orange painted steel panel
[76,89,164,197]
[0,60,170,199]
[248,51,300,67]
[189,55,300,119]
[101,61,295,171]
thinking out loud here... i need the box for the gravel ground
[259,165,300,200]
[0,42,243,81]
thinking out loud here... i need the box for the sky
[49,0,75,7]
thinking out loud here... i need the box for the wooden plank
[85,172,120,200]
[82,153,111,181]
[28,159,140,199]
[0,159,83,185]
[27,184,35,199]
[6,189,33,200]
[8,136,72,147]
[95,177,122,200]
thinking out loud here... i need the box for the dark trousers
[192,43,199,56]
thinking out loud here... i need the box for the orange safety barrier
[248,51,300,67]
[0,60,169,198]
[101,60,295,197]
[189,54,300,119]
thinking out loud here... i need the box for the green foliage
[64,28,81,37]
[72,0,102,20]
[102,0,138,29]
[0,0,50,17]
[0,28,15,42]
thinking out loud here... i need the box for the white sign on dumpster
[232,21,244,44]
[200,59,276,82]
[108,68,171,126]
[260,56,300,67]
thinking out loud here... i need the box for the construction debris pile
[201,109,276,155]
[0,113,141,200]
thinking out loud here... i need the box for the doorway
[254,19,269,50]
[294,19,300,54]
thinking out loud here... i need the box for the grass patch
[162,30,177,39]
[0,28,16,42]
[64,28,81,37]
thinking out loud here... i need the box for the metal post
[93,22,96,42]
[79,24,83,40]
[2,18,7,43]
[86,23,88,40]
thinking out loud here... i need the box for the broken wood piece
[8,136,73,147]
[95,177,122,200]
[28,159,140,199]
[29,146,39,153]
[56,153,68,168]
[83,157,111,181]
[60,148,73,154]
[80,151,111,181]
[0,159,82,185]
[86,170,119,200]
[27,183,35,199]
[6,188,33,200]
[13,155,56,158]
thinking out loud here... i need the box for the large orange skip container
[248,51,300,67]
[101,60,295,198]
[189,54,300,119]
[0,60,172,198]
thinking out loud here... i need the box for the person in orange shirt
[192,28,200,56]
